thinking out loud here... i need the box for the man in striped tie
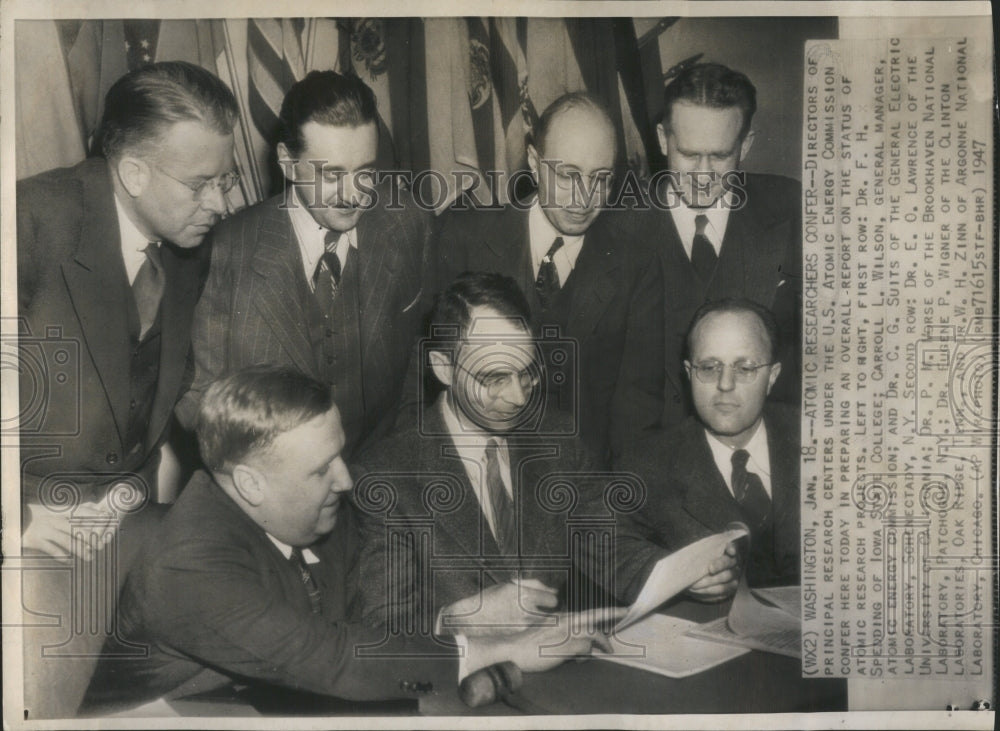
[353,272,600,637]
[610,298,800,603]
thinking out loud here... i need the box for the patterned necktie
[534,237,564,310]
[731,449,771,530]
[132,242,164,340]
[485,438,517,556]
[690,214,718,282]
[289,547,323,615]
[314,230,344,307]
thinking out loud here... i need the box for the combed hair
[685,298,780,362]
[97,61,238,161]
[530,91,615,155]
[197,366,334,472]
[430,271,532,346]
[277,70,378,156]
[662,62,757,140]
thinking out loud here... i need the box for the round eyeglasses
[689,360,774,384]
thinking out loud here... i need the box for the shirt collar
[438,393,509,465]
[704,418,771,490]
[287,189,358,283]
[266,533,320,564]
[668,191,734,255]
[114,192,158,286]
[528,199,585,265]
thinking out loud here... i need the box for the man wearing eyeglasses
[437,92,664,468]
[180,70,433,458]
[15,61,238,716]
[607,298,799,602]
[353,272,596,634]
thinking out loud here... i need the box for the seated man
[82,366,612,713]
[353,272,597,634]
[612,298,799,602]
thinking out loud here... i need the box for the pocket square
[402,289,423,313]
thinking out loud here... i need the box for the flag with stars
[124,20,160,70]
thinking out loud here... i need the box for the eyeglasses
[540,160,614,192]
[455,360,540,396]
[152,164,241,201]
[689,360,774,384]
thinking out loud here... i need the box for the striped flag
[488,17,531,198]
[247,18,306,149]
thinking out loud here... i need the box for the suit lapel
[249,204,316,374]
[680,425,742,528]
[660,209,703,395]
[566,222,619,336]
[61,165,131,443]
[765,411,796,527]
[355,207,400,365]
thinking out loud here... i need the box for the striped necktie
[289,547,323,614]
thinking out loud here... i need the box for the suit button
[673,395,681,402]
[129,399,137,409]
[325,328,334,337]
[327,355,334,364]
[106,452,119,465]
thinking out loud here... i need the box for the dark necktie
[314,230,344,307]
[132,242,164,340]
[485,438,517,556]
[289,547,323,615]
[731,449,771,530]
[690,214,718,283]
[534,237,564,310]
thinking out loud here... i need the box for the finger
[724,541,740,557]
[516,578,558,594]
[520,588,560,610]
[590,633,615,654]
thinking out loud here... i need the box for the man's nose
[717,364,737,391]
[200,182,228,216]
[503,376,529,407]
[330,458,354,494]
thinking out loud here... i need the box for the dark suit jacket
[352,401,593,627]
[605,404,801,603]
[635,173,802,428]
[16,157,207,503]
[179,184,431,455]
[436,204,664,465]
[82,470,460,712]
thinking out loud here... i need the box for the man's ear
[526,143,539,180]
[765,360,782,394]
[656,121,669,157]
[276,142,295,179]
[231,464,267,507]
[683,359,692,381]
[116,156,150,198]
[429,349,454,387]
[738,129,755,163]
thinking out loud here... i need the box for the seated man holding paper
[81,366,613,713]
[609,298,799,603]
[353,272,597,635]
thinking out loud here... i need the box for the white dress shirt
[705,420,773,499]
[114,193,159,285]
[668,197,733,260]
[266,534,321,564]
[528,200,585,284]
[439,395,513,542]
[287,191,357,290]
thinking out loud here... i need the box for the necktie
[534,237,564,310]
[289,547,323,615]
[132,242,164,340]
[314,230,344,307]
[731,449,771,530]
[485,439,517,556]
[690,214,718,282]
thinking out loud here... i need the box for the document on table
[594,613,749,678]
[685,581,802,658]
[615,525,749,632]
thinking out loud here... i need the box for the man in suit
[354,273,598,634]
[640,62,801,429]
[82,366,611,712]
[16,62,238,717]
[437,93,664,466]
[180,70,433,457]
[611,299,799,603]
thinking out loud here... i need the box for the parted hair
[685,297,780,363]
[662,62,757,140]
[197,366,334,472]
[97,61,238,161]
[277,70,378,156]
[429,271,532,346]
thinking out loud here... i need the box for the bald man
[437,92,664,466]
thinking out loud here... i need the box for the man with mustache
[16,60,239,716]
[612,299,799,602]
[181,70,433,457]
